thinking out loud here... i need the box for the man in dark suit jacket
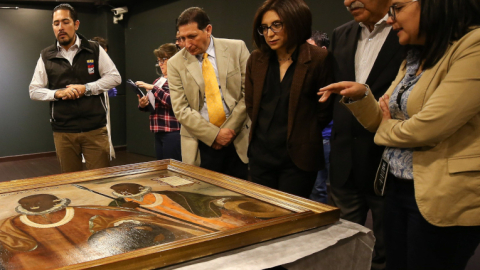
[329,0,404,269]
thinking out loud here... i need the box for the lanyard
[397,70,423,111]
[396,84,408,111]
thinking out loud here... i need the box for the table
[163,219,374,270]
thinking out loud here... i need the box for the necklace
[278,57,291,62]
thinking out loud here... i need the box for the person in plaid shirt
[136,43,181,160]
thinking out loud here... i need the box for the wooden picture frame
[0,160,339,269]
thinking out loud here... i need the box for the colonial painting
[0,160,339,270]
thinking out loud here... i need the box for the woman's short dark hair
[418,0,480,69]
[91,37,108,51]
[154,43,179,59]
[177,7,211,30]
[252,0,312,53]
[310,30,330,48]
[52,3,78,22]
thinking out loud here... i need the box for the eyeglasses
[157,58,168,65]
[257,21,283,36]
[388,0,418,20]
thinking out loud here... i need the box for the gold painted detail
[224,199,291,218]
[20,207,75,228]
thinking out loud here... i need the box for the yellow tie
[202,53,226,127]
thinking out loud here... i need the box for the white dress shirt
[195,36,230,122]
[355,14,391,84]
[29,34,121,101]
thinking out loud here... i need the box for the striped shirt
[139,78,181,133]
[355,14,391,84]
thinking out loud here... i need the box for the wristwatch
[362,84,370,97]
[85,84,92,96]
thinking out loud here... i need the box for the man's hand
[54,84,86,100]
[54,89,73,100]
[214,128,236,147]
[211,142,223,150]
[138,94,149,108]
[66,84,86,97]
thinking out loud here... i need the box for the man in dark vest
[29,4,121,173]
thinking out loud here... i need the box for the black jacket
[329,20,405,193]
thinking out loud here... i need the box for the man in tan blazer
[168,7,250,179]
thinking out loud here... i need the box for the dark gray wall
[125,0,352,157]
[0,5,126,157]
[0,0,351,158]
[96,7,128,149]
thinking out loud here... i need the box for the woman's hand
[379,94,391,123]
[138,94,149,108]
[318,81,368,103]
[135,81,154,91]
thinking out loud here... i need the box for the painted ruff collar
[15,198,71,216]
[112,186,152,201]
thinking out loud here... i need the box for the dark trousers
[330,184,386,270]
[249,156,317,199]
[198,141,248,180]
[385,175,480,270]
[154,131,181,161]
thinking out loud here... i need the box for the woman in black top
[245,0,333,198]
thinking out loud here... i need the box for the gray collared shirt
[195,36,230,122]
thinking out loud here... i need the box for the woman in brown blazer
[245,0,333,198]
[320,0,480,269]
